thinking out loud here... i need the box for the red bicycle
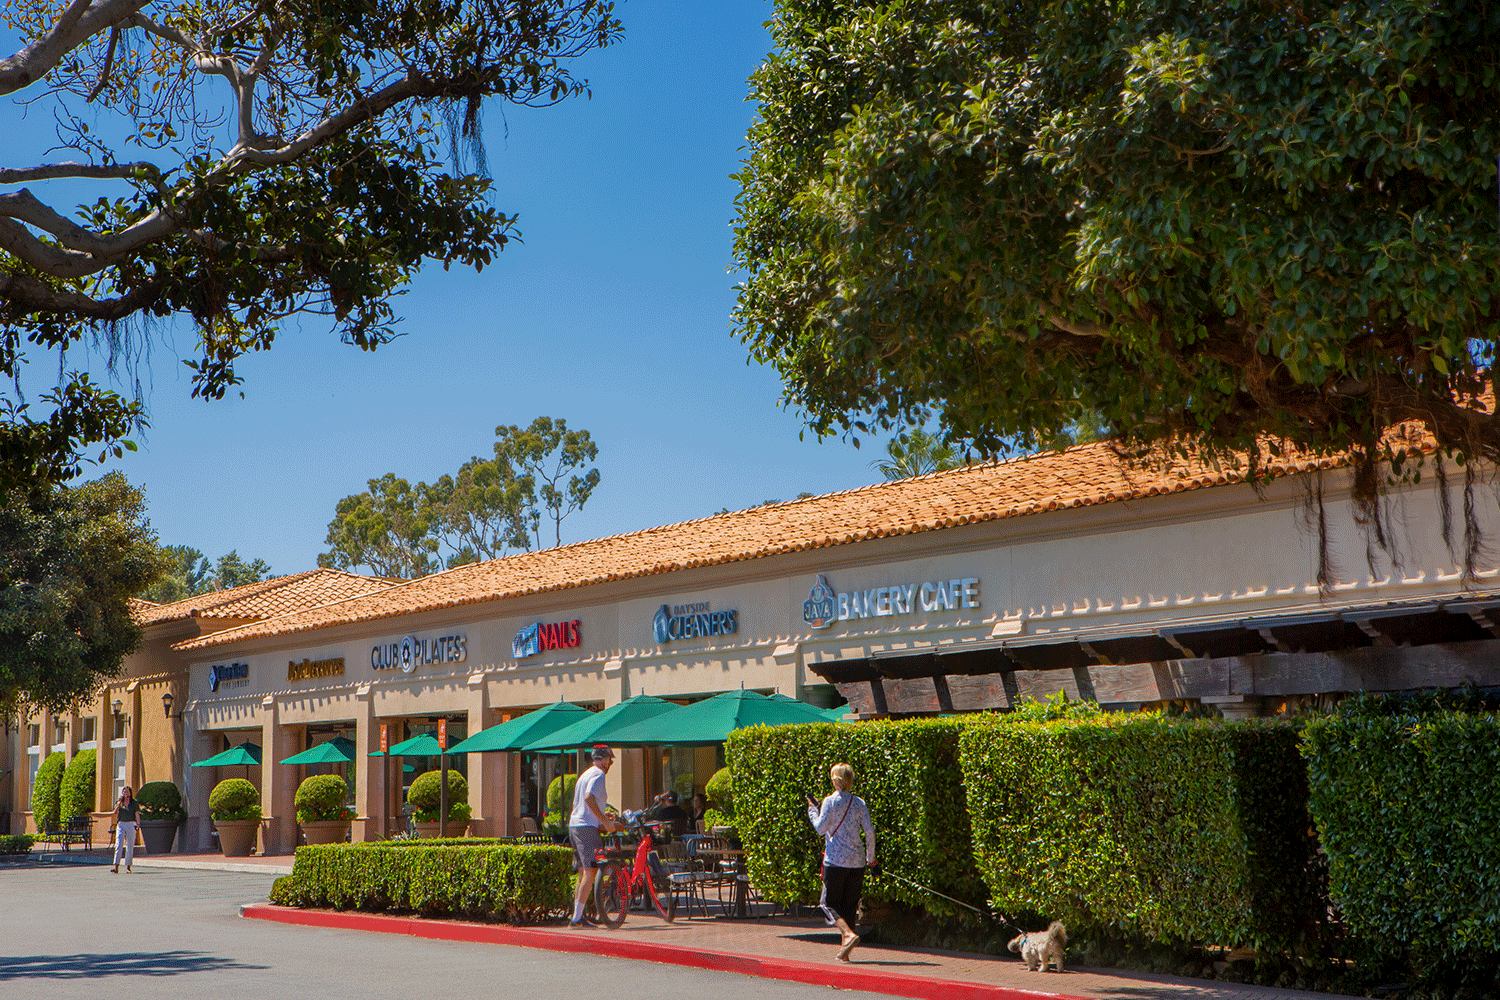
[593,810,676,927]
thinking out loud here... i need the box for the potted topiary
[136,781,187,855]
[209,778,262,856]
[705,766,739,846]
[407,769,470,837]
[295,774,353,845]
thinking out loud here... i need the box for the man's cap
[591,744,615,760]
[665,792,678,803]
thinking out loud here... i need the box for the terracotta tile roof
[128,597,160,618]
[172,427,1437,654]
[136,569,398,626]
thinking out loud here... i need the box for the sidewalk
[24,846,295,875]
[242,903,1358,1000]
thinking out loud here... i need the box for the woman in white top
[806,762,876,962]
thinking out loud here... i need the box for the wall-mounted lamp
[111,699,123,717]
[162,691,182,720]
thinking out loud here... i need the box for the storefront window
[27,723,39,747]
[79,717,97,745]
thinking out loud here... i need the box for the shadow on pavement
[0,951,268,980]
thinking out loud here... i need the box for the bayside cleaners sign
[653,601,738,644]
[371,633,467,674]
[802,573,980,630]
[513,620,582,659]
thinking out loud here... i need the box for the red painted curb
[241,903,1083,1000]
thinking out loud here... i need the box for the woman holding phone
[807,763,876,962]
[111,785,140,873]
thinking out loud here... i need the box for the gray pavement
[0,863,897,999]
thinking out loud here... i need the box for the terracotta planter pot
[414,820,468,839]
[139,819,179,855]
[299,820,350,846]
[215,819,260,857]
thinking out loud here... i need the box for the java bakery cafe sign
[802,573,980,629]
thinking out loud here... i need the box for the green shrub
[960,715,1325,955]
[1303,695,1500,974]
[727,718,990,921]
[269,843,573,922]
[703,808,734,831]
[137,781,185,822]
[209,778,262,821]
[546,772,577,817]
[408,769,468,822]
[295,774,352,823]
[0,834,35,855]
[30,751,66,830]
[59,749,96,820]
[705,766,733,816]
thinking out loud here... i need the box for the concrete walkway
[243,902,1360,1000]
[27,846,295,875]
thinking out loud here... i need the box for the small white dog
[1007,921,1067,972]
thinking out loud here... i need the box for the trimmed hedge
[59,749,96,820]
[408,769,469,823]
[295,774,351,823]
[546,772,577,816]
[209,778,262,821]
[705,766,733,814]
[137,781,185,822]
[1303,696,1500,968]
[269,843,573,922]
[0,834,35,855]
[959,715,1325,955]
[30,751,66,830]
[727,718,989,920]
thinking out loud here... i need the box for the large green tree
[138,543,271,601]
[734,1,1500,493]
[493,416,599,548]
[319,472,440,579]
[0,471,168,714]
[0,0,622,486]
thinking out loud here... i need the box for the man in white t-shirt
[568,744,621,927]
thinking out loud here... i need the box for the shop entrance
[377,715,467,836]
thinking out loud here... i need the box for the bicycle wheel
[646,872,675,922]
[594,865,627,928]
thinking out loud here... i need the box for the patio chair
[519,816,540,835]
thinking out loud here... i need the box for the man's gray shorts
[569,825,603,869]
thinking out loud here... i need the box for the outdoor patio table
[697,846,749,916]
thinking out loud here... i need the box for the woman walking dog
[807,763,876,962]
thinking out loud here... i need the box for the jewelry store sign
[209,662,249,692]
[802,573,980,630]
[371,633,468,674]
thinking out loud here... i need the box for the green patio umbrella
[606,689,830,747]
[521,694,681,752]
[446,701,593,754]
[191,742,262,767]
[821,705,855,722]
[369,733,444,757]
[280,736,356,765]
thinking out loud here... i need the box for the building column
[260,695,297,855]
[125,681,143,791]
[464,672,493,836]
[352,684,382,843]
[181,714,216,853]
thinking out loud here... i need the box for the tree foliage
[871,426,961,480]
[138,543,271,602]
[0,471,167,714]
[734,1,1500,487]
[0,0,622,485]
[318,415,600,577]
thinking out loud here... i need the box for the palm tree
[872,428,962,480]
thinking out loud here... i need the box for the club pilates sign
[371,632,468,674]
[802,573,981,629]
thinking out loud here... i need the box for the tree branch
[0,0,151,97]
[0,268,164,321]
[0,162,160,184]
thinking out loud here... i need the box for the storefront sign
[288,656,345,682]
[653,601,738,643]
[371,633,467,674]
[512,620,582,659]
[802,573,981,629]
[209,662,249,692]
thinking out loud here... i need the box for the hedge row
[728,718,988,920]
[960,715,1325,954]
[1303,696,1500,967]
[269,843,573,922]
[30,751,65,830]
[0,834,35,855]
[60,749,96,820]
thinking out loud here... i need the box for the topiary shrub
[296,774,353,823]
[705,766,733,816]
[269,842,573,922]
[545,772,577,817]
[209,778,262,821]
[959,714,1326,957]
[30,751,66,831]
[407,769,469,823]
[137,781,185,822]
[59,748,97,820]
[1302,693,1500,982]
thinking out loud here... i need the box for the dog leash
[878,871,1031,935]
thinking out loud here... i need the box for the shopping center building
[8,428,1500,853]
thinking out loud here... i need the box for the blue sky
[3,1,885,574]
